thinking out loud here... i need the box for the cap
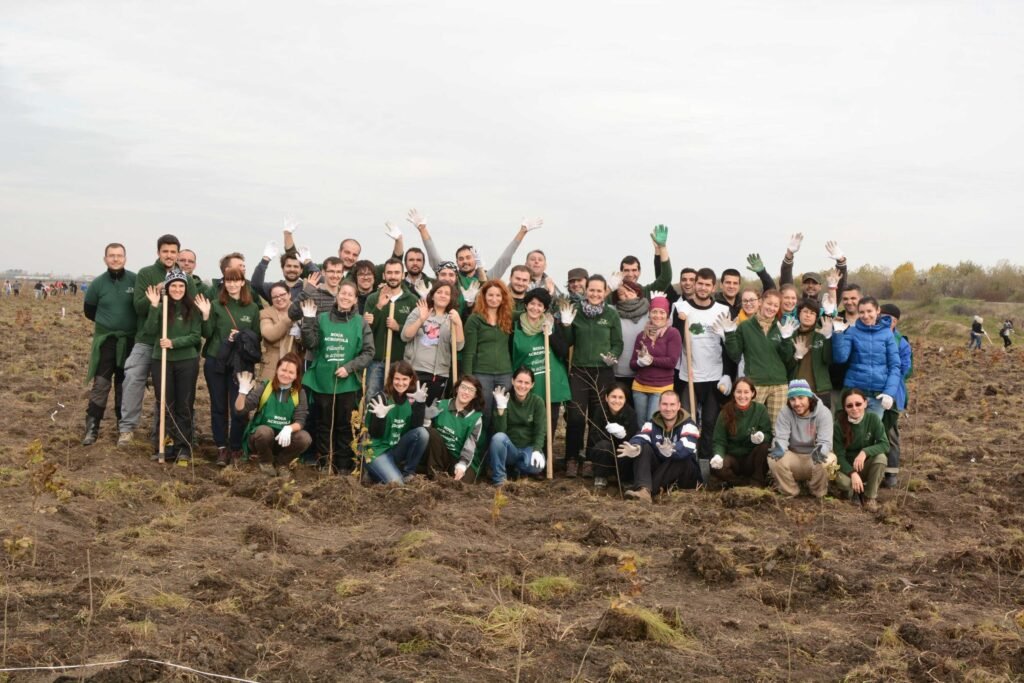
[567,267,588,282]
[801,272,822,284]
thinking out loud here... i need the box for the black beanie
[522,288,552,311]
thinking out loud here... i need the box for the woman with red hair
[462,279,514,420]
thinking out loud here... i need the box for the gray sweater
[772,402,833,457]
[401,307,465,376]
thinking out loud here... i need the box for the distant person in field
[1000,319,1014,349]
[832,388,889,512]
[969,315,985,350]
[831,296,900,419]
[82,243,137,446]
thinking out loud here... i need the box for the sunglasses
[845,401,866,409]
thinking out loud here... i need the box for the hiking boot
[864,498,880,513]
[176,449,191,468]
[259,463,278,477]
[581,461,594,478]
[117,431,134,448]
[881,473,898,489]
[624,487,652,503]
[594,476,608,489]
[565,460,578,478]
[215,448,228,467]
[82,416,100,446]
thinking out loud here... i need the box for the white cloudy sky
[1,1,1022,280]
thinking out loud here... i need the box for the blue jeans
[865,394,885,419]
[632,390,659,422]
[366,426,429,484]
[969,333,982,349]
[488,433,543,484]
[476,373,512,428]
[365,361,385,402]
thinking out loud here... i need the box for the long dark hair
[167,281,195,322]
[836,388,867,447]
[454,374,486,413]
[385,361,417,402]
[218,267,253,307]
[720,377,757,436]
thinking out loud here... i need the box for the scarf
[616,296,649,323]
[847,413,865,425]
[519,312,550,336]
[581,301,606,318]
[755,312,774,334]
[643,313,669,341]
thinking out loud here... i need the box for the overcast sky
[2,1,1022,281]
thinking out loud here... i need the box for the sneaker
[402,473,418,484]
[881,473,898,489]
[624,487,652,504]
[581,461,594,478]
[117,432,134,447]
[565,460,579,478]
[864,498,880,513]
[259,463,278,477]
[176,450,191,468]
[594,476,608,489]
[215,448,228,467]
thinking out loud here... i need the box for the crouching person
[364,361,430,484]
[235,353,312,477]
[709,378,773,487]
[616,391,701,503]
[833,388,890,511]
[424,374,485,482]
[488,367,547,485]
[768,379,835,498]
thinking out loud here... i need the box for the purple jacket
[630,326,682,388]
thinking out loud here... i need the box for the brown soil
[2,297,1023,681]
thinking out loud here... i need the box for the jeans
[969,332,982,349]
[365,361,385,402]
[488,433,544,484]
[119,342,154,433]
[366,426,429,484]
[632,390,659,423]
[631,442,701,493]
[204,360,248,449]
[476,373,512,427]
[865,394,885,419]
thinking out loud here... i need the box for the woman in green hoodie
[833,388,890,512]
[141,270,202,464]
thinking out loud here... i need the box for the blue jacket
[893,331,912,410]
[630,412,701,468]
[831,315,901,397]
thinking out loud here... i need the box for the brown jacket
[259,307,298,380]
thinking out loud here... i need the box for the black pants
[712,444,770,486]
[312,391,359,472]
[424,428,481,482]
[566,366,615,463]
[632,442,701,493]
[588,437,634,483]
[417,372,449,406]
[680,380,722,460]
[150,357,199,454]
[87,336,130,423]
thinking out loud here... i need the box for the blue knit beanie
[787,379,814,400]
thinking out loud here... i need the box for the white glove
[648,290,667,301]
[368,395,393,418]
[521,217,543,231]
[297,246,312,263]
[793,337,809,360]
[710,454,724,470]
[825,267,841,289]
[383,221,403,241]
[605,422,626,439]
[832,319,849,334]
[300,299,318,318]
[825,240,845,261]
[750,431,765,445]
[600,352,618,367]
[406,208,426,228]
[657,441,676,458]
[717,375,733,396]
[607,272,623,292]
[275,425,293,448]
[289,323,301,338]
[493,386,510,411]
[407,381,429,403]
[821,291,838,317]
[636,347,653,367]
[462,281,480,305]
[413,279,431,300]
[787,232,804,254]
[472,248,486,272]
[877,393,894,411]
[236,371,254,396]
[283,219,299,234]
[263,241,280,261]
[617,442,641,458]
[778,319,798,339]
[558,301,577,326]
[819,316,834,339]
[454,462,468,478]
[530,450,546,469]
[424,401,442,419]
[715,311,737,334]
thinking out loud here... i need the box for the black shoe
[881,473,898,489]
[82,416,100,446]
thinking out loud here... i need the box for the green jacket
[788,329,832,393]
[712,402,773,458]
[85,269,137,334]
[201,297,261,358]
[365,288,418,363]
[366,395,425,459]
[463,313,512,376]
[724,317,794,386]
[563,305,623,368]
[493,392,546,451]
[833,412,889,475]
[141,301,202,361]
[133,259,198,344]
[432,399,483,467]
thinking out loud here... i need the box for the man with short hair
[119,234,195,446]
[666,267,697,305]
[253,225,319,302]
[524,249,560,296]
[508,265,532,315]
[828,284,862,413]
[403,247,432,291]
[673,268,731,461]
[364,258,418,399]
[715,269,743,319]
[177,249,205,291]
[566,268,588,302]
[82,243,137,445]
[617,240,672,297]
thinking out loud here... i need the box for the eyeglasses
[457,385,476,394]
[742,298,759,304]
[845,401,865,409]
[271,293,290,301]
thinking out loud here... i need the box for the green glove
[650,224,669,246]
[746,253,765,273]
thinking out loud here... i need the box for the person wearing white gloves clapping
[830,296,901,419]
[709,378,773,487]
[234,353,312,477]
[616,391,701,503]
[363,361,430,485]
[585,384,639,490]
[487,369,548,485]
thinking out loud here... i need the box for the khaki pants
[835,453,887,500]
[768,450,830,498]
[249,425,313,467]
[752,384,788,425]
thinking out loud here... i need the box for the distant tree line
[832,260,1024,303]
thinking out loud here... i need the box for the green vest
[303,312,362,394]
[367,399,414,459]
[432,399,482,457]
[511,327,571,403]
[242,383,299,455]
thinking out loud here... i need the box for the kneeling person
[364,361,430,484]
[617,391,702,502]
[235,353,312,476]
[424,374,485,482]
[833,388,890,511]
[768,379,835,498]
[488,367,547,485]
[709,378,773,487]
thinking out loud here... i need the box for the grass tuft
[525,575,578,601]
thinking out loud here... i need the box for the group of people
[969,315,1014,350]
[4,279,80,297]
[81,217,913,508]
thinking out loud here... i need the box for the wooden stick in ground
[384,300,396,372]
[544,322,553,479]
[158,293,168,460]
[450,315,459,388]
[684,322,696,421]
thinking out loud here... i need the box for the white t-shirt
[673,299,730,382]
